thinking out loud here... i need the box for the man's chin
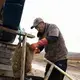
[39,30,44,33]
[39,31,43,33]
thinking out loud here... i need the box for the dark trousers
[45,59,67,80]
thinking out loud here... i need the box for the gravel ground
[30,54,80,80]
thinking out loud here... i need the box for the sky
[19,0,80,52]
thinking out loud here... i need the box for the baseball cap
[31,18,44,29]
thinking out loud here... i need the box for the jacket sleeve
[48,24,59,37]
[46,36,58,43]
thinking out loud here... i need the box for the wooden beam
[0,26,25,36]
[20,35,27,80]
[0,26,35,38]
[0,41,17,47]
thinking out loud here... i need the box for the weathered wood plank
[0,64,13,77]
[0,58,11,65]
[0,76,14,80]
[0,41,17,47]
[0,53,11,59]
[0,42,16,65]
[0,64,12,71]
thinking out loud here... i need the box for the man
[30,18,68,80]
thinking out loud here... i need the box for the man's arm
[46,36,58,43]
[30,24,59,51]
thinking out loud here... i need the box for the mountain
[67,52,80,60]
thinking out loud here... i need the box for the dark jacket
[37,23,68,62]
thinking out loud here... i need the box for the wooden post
[0,26,35,38]
[20,34,27,80]
[44,65,54,80]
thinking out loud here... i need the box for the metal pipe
[44,65,54,80]
[44,58,73,80]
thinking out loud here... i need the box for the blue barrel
[0,0,25,43]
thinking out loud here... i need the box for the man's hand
[30,43,39,51]
[34,48,40,54]
[30,38,48,51]
[30,43,40,54]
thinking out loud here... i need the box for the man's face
[35,22,45,33]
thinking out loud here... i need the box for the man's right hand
[30,43,39,51]
[34,48,40,54]
[30,43,40,54]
